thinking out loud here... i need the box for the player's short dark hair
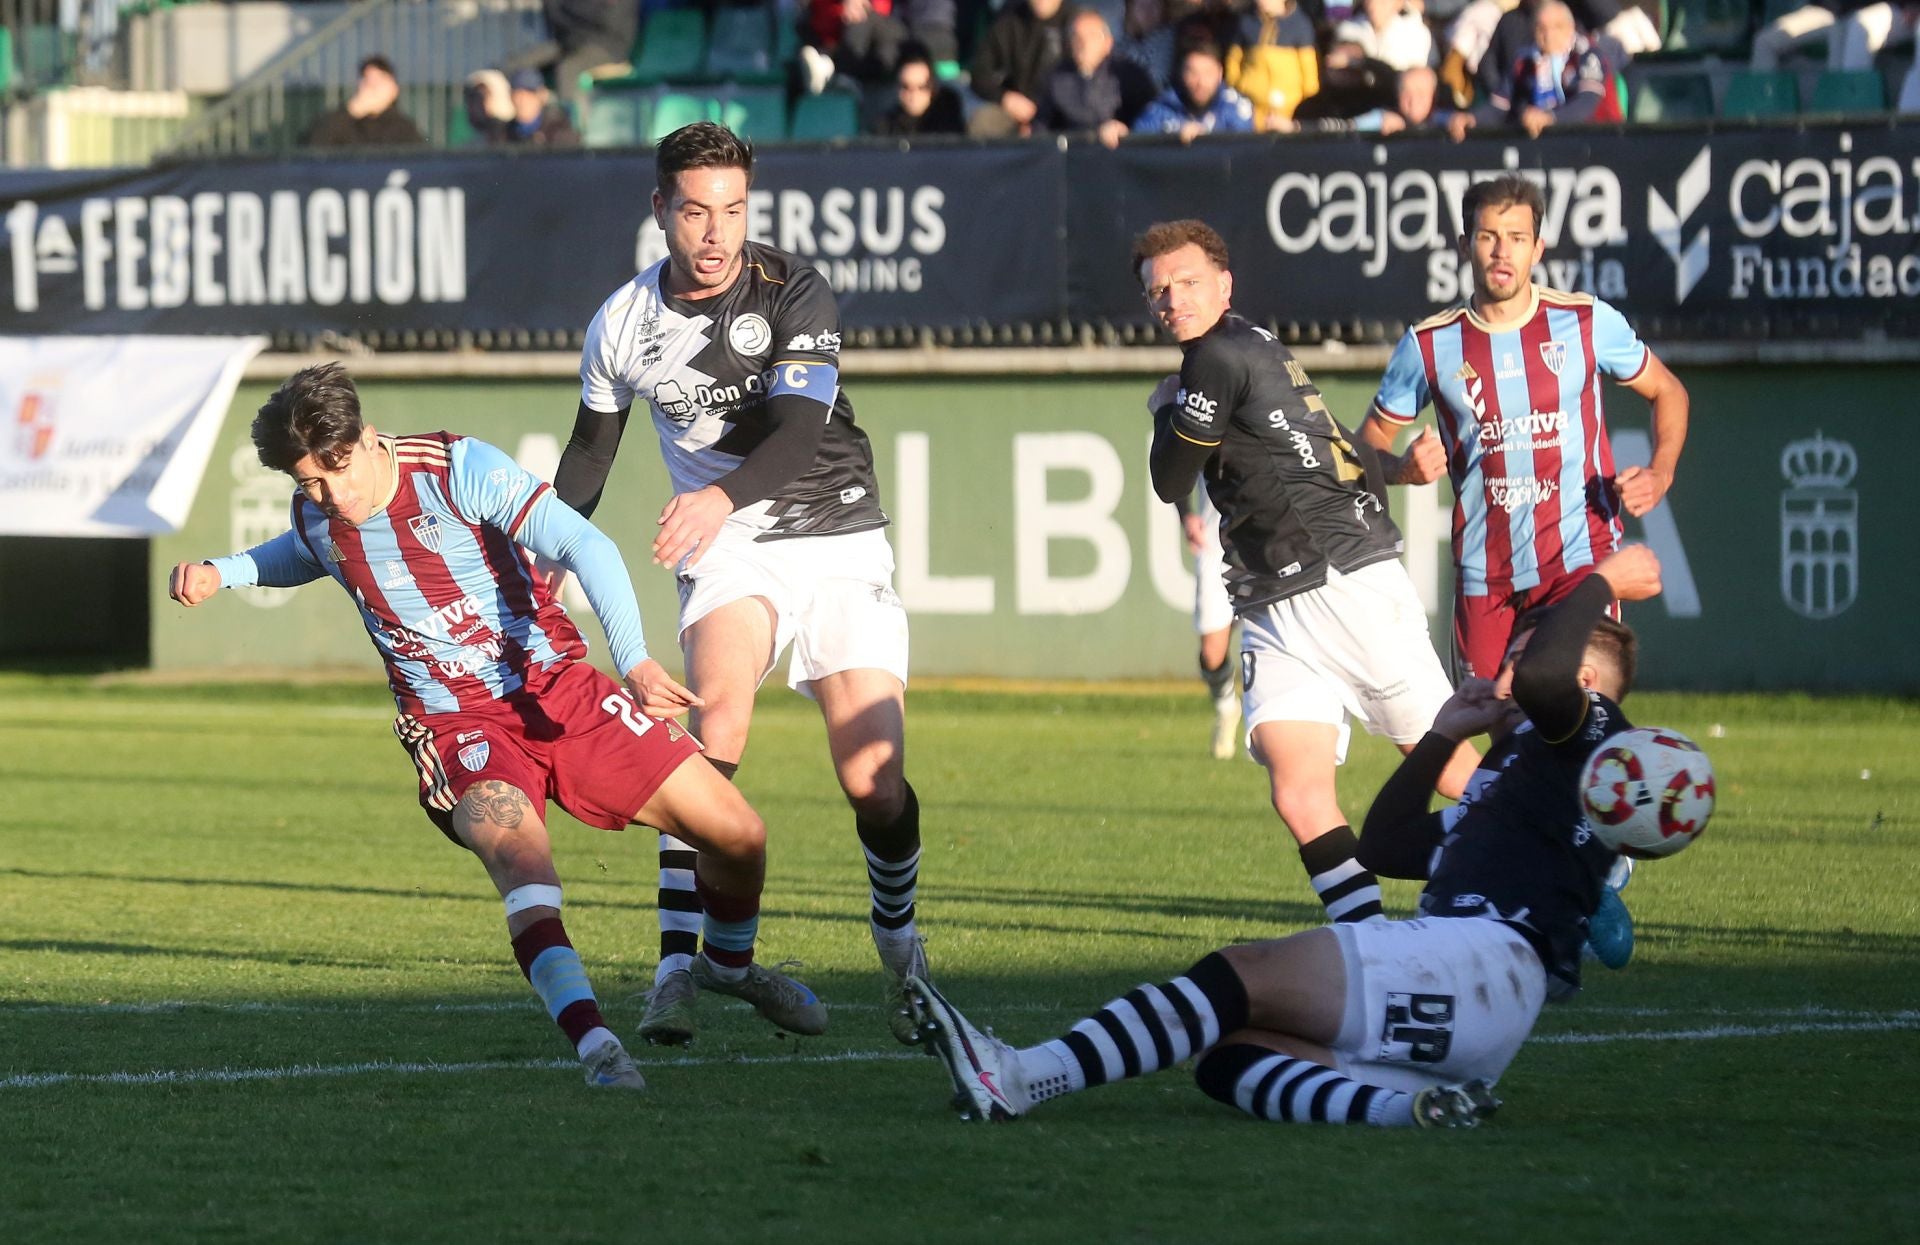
[1462,174,1545,238]
[253,363,365,473]
[656,122,754,197]
[359,54,397,81]
[1508,608,1639,699]
[1131,219,1230,287]
[897,40,936,76]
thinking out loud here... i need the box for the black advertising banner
[1067,124,1920,341]
[0,123,1913,340]
[0,143,1064,337]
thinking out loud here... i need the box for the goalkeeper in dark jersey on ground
[905,545,1668,1128]
[1137,219,1477,926]
[548,123,931,1046]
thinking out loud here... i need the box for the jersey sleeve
[1592,299,1650,382]
[579,294,634,414]
[766,266,842,410]
[1370,329,1431,425]
[446,437,551,536]
[207,528,326,590]
[1171,335,1246,447]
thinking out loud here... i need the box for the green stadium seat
[788,89,858,140]
[1721,69,1799,117]
[22,24,69,88]
[1808,68,1884,113]
[0,28,13,94]
[716,84,788,140]
[704,6,782,84]
[585,88,649,147]
[1664,0,1752,54]
[645,89,717,142]
[630,9,707,85]
[1630,71,1715,121]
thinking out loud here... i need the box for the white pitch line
[2,1015,1914,1091]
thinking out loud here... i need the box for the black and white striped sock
[1300,825,1384,923]
[857,781,921,934]
[1194,1043,1416,1126]
[655,832,700,985]
[1029,951,1251,1096]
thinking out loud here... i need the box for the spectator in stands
[1451,0,1618,139]
[1039,10,1158,145]
[968,0,1078,137]
[1333,0,1436,71]
[1471,0,1628,103]
[1133,39,1255,138]
[874,41,968,133]
[1289,62,1455,129]
[801,0,960,90]
[472,69,581,146]
[1752,0,1916,71]
[1117,0,1187,91]
[1440,0,1519,107]
[1226,0,1321,130]
[305,55,427,148]
[500,0,639,109]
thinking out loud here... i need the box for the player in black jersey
[549,123,932,1046]
[903,545,1669,1129]
[1138,219,1476,926]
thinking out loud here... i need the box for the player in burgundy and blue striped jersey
[169,364,826,1088]
[1359,174,1690,682]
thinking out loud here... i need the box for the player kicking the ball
[909,546,1670,1128]
[170,364,824,1089]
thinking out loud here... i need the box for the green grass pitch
[2,674,1915,1244]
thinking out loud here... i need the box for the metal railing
[164,0,545,156]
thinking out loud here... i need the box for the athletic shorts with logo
[1238,560,1453,760]
[394,660,702,846]
[676,525,909,694]
[1327,915,1548,1094]
[1454,562,1620,681]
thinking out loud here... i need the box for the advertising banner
[0,334,265,535]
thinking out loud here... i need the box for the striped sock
[857,781,921,933]
[1039,951,1250,1093]
[656,833,700,985]
[1300,825,1384,923]
[695,873,759,974]
[1194,1043,1416,1126]
[511,917,615,1057]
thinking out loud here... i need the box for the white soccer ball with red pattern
[1580,728,1716,858]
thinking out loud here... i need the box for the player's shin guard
[1035,951,1251,1095]
[1300,825,1385,923]
[511,917,617,1057]
[656,833,701,984]
[1194,1044,1415,1126]
[694,872,759,973]
[857,780,921,933]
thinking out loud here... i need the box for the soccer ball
[1580,728,1716,859]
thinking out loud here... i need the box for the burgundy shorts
[393,662,702,846]
[1453,564,1621,681]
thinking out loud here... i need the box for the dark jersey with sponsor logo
[1156,313,1403,612]
[1419,688,1630,992]
[580,241,886,540]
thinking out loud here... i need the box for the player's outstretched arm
[1615,352,1689,517]
[1508,547,1660,741]
[180,529,328,605]
[552,400,632,522]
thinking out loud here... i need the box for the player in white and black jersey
[1138,219,1479,927]
[551,123,930,1046]
[905,546,1671,1129]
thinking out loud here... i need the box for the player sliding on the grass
[909,545,1666,1128]
[169,364,825,1090]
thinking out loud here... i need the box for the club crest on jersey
[457,741,491,772]
[408,513,443,552]
[1539,341,1567,375]
[729,313,773,356]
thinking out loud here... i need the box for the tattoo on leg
[460,780,529,829]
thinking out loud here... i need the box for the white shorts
[1328,916,1547,1094]
[1193,494,1234,636]
[1239,559,1453,760]
[676,525,909,695]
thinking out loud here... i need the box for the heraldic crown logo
[1779,433,1856,491]
[1778,431,1858,620]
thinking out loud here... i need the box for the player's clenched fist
[169,561,222,606]
[1596,544,1662,602]
[1400,427,1446,485]
[623,657,704,720]
[1432,676,1519,740]
[1612,465,1671,517]
[652,485,733,568]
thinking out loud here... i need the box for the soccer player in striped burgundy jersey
[169,364,825,1088]
[1360,174,1689,682]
